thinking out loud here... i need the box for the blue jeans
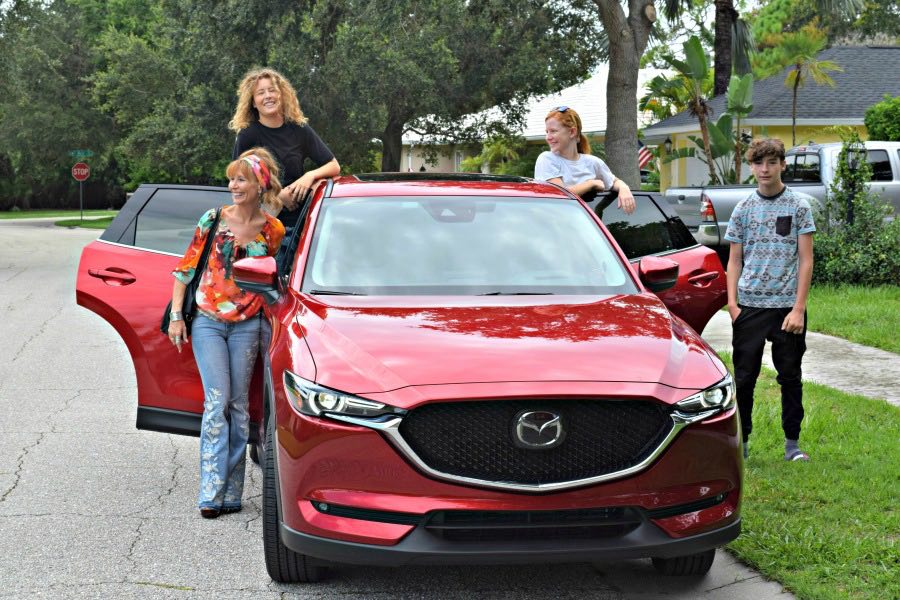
[191,313,261,510]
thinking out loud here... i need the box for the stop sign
[72,162,90,181]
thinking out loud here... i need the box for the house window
[455,151,463,172]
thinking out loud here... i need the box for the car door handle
[88,268,136,285]
[688,271,719,287]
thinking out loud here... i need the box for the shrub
[813,132,900,285]
[864,94,900,142]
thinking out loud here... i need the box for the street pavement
[0,219,802,599]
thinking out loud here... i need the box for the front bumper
[282,514,741,566]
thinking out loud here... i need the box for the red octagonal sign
[72,162,90,182]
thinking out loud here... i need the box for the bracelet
[169,311,184,322]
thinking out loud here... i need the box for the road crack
[10,311,61,364]
[0,433,45,504]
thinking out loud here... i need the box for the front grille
[397,399,673,485]
[424,507,642,542]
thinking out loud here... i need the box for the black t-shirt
[232,121,335,227]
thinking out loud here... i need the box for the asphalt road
[0,219,793,599]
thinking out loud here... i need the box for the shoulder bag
[160,207,221,337]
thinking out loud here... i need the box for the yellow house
[642,46,900,192]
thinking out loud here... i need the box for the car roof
[329,173,573,199]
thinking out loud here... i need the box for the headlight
[283,370,401,419]
[675,375,735,417]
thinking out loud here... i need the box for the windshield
[301,196,637,296]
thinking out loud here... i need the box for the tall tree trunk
[713,0,737,97]
[697,111,720,185]
[734,115,743,183]
[593,0,655,190]
[381,112,406,172]
[792,69,800,147]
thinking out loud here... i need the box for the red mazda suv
[77,173,738,583]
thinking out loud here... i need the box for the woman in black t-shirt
[229,67,340,229]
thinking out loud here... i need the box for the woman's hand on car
[282,173,317,210]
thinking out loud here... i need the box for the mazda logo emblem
[513,410,565,450]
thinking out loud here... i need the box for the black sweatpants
[732,306,807,443]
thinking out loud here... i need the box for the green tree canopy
[1,0,606,203]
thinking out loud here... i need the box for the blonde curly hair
[225,148,284,214]
[228,67,307,132]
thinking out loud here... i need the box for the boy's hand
[782,309,805,334]
[728,305,741,323]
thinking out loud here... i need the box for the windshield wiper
[478,291,555,296]
[308,289,367,296]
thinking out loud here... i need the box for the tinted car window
[783,155,798,182]
[601,195,695,260]
[303,196,638,296]
[867,150,893,181]
[785,153,820,183]
[134,189,226,254]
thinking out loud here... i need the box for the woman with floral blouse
[167,148,285,519]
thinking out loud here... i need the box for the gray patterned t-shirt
[724,186,816,308]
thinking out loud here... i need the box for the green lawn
[0,209,117,220]
[722,355,899,600]
[807,285,900,354]
[54,216,114,229]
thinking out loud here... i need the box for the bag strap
[192,207,221,283]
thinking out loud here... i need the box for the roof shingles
[644,46,900,132]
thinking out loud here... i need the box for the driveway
[0,220,792,599]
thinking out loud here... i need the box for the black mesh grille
[397,400,673,485]
[424,507,642,542]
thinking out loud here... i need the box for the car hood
[295,294,724,395]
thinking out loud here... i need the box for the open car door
[76,184,264,437]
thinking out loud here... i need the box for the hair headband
[241,154,272,190]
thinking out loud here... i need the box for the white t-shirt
[533,151,615,190]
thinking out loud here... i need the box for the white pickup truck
[664,141,900,261]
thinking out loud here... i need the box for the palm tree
[777,25,843,145]
[664,0,857,97]
[639,74,701,121]
[664,36,719,185]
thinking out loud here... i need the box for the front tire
[262,420,325,583]
[651,549,716,576]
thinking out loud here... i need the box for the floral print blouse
[173,207,285,322]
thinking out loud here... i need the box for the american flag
[638,140,653,169]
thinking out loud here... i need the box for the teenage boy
[724,138,815,462]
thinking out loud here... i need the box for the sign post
[71,162,90,222]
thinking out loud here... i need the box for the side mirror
[233,256,280,304]
[638,256,679,293]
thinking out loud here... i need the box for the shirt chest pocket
[775,215,792,236]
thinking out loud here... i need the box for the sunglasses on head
[555,105,569,113]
